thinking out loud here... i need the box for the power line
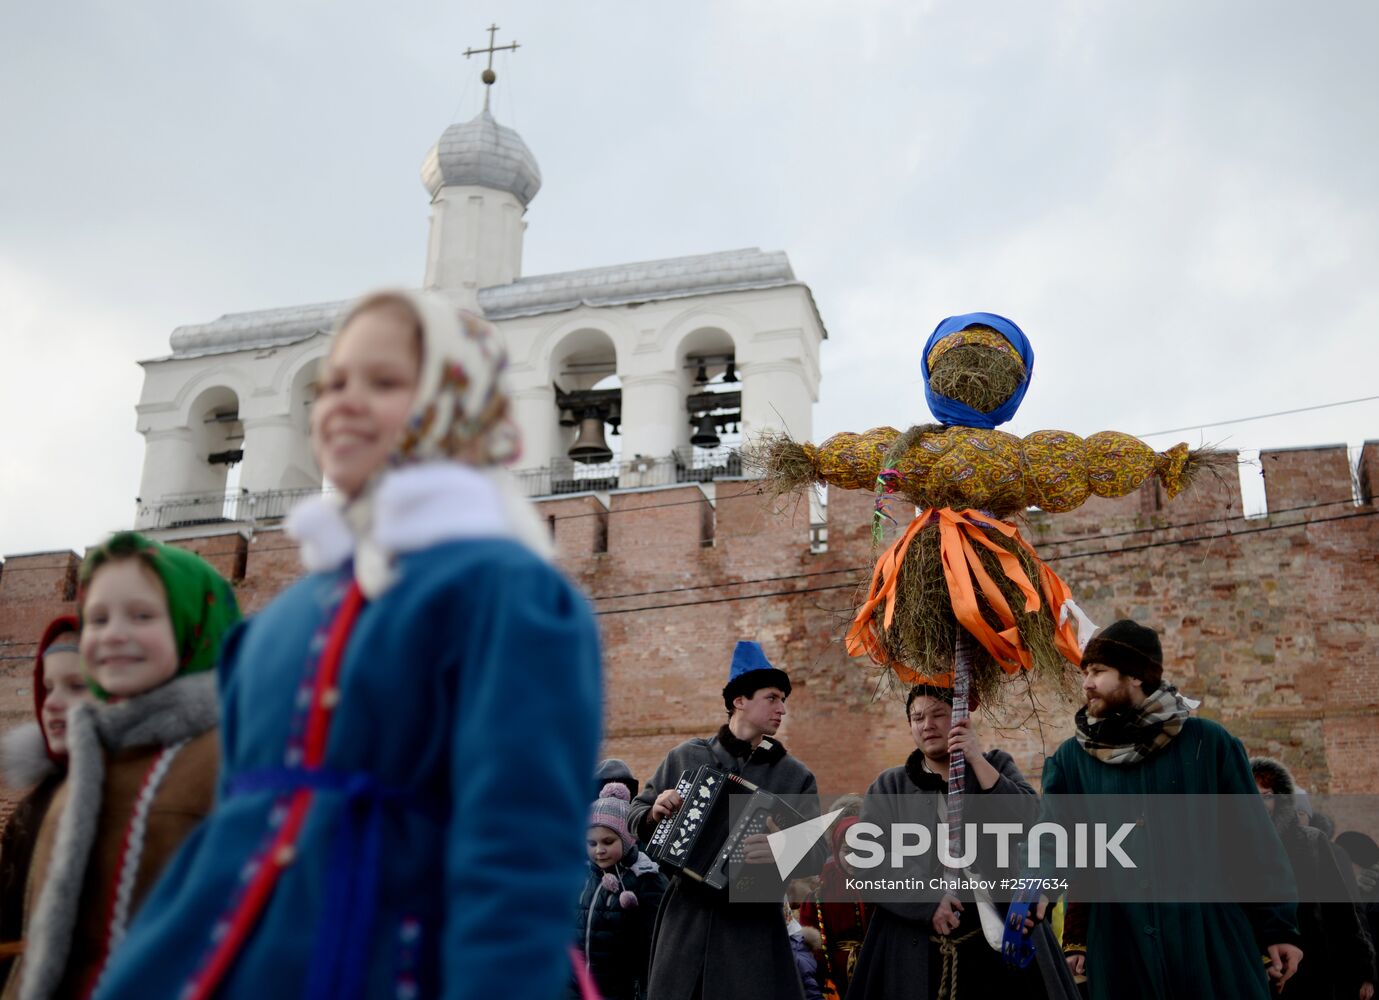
[1044,508,1379,563]
[5,508,1373,626]
[544,484,766,521]
[592,508,1379,617]
[587,493,1364,602]
[1032,494,1361,546]
[1138,394,1379,438]
[596,581,857,616]
[6,392,1373,562]
[2,490,1367,598]
[592,565,862,603]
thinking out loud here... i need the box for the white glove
[1058,598,1099,652]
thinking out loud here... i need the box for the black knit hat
[1081,619,1163,694]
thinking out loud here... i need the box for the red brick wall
[3,444,1377,806]
[0,552,80,734]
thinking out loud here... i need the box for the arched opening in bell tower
[548,327,620,494]
[676,326,742,480]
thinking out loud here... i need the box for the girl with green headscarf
[4,532,240,1000]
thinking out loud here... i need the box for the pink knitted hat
[589,782,634,849]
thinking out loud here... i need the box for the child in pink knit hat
[571,783,669,1000]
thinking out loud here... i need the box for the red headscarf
[33,615,80,762]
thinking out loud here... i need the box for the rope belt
[930,927,983,1000]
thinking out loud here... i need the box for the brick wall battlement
[3,442,1376,807]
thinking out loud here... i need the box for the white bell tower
[420,25,539,309]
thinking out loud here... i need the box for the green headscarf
[79,531,242,700]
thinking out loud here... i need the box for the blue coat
[95,538,602,1000]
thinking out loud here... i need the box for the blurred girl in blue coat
[95,289,603,1000]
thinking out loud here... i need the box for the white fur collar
[287,463,554,596]
[1,722,58,790]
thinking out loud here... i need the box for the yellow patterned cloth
[805,426,1192,516]
[925,327,1026,373]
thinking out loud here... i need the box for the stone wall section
[3,443,1376,819]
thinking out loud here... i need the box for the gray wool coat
[627,727,825,1000]
[847,749,1081,1000]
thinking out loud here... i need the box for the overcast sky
[3,1,1377,557]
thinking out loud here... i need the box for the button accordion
[646,764,806,891]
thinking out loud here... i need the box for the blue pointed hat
[723,641,792,704]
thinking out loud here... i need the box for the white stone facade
[132,107,825,529]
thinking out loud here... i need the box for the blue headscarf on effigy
[921,311,1034,429]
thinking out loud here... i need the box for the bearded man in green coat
[1024,619,1304,1000]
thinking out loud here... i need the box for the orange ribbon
[844,508,1082,685]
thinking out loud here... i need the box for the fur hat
[1082,619,1163,694]
[1249,756,1296,795]
[722,641,791,712]
[589,781,635,849]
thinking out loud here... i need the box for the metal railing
[511,447,744,499]
[139,487,332,530]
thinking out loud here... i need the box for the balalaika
[646,764,805,891]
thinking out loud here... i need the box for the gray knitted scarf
[1074,685,1193,765]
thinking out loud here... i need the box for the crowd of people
[578,624,1379,1000]
[0,286,1374,1000]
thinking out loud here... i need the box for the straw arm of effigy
[746,425,1225,519]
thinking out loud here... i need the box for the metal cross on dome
[464,23,519,110]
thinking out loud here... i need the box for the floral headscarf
[382,290,521,469]
[79,531,242,700]
[296,289,547,596]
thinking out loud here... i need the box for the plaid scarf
[1074,685,1193,765]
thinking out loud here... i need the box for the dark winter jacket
[627,724,824,1000]
[0,724,63,982]
[847,749,1079,1000]
[1039,717,1300,1000]
[790,932,824,1000]
[570,846,667,1000]
[1272,808,1375,999]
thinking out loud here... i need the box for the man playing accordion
[629,641,826,1000]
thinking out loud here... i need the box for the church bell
[568,410,613,463]
[690,413,721,449]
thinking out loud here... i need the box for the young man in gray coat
[848,683,1079,1000]
[627,641,825,1000]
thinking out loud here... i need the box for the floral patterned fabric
[804,426,1192,517]
[924,326,1026,373]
